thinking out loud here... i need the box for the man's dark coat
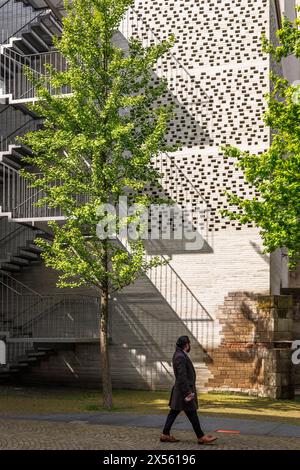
[168,346,199,411]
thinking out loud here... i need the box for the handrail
[0,224,23,244]
[18,294,98,330]
[0,0,11,10]
[0,271,42,296]
[0,163,43,210]
[0,278,21,295]
[0,105,9,116]
[17,294,99,331]
[15,296,63,329]
[0,283,99,345]
[0,9,48,45]
[13,187,44,212]
[1,118,37,142]
[0,48,69,102]
[1,48,42,75]
[0,51,33,85]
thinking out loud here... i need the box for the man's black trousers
[162,409,204,438]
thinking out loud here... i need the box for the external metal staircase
[0,117,43,168]
[0,48,69,104]
[0,0,62,54]
[0,216,47,273]
[0,272,99,382]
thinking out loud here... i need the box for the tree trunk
[99,287,113,409]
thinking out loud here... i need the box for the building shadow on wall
[115,30,214,149]
[109,272,214,390]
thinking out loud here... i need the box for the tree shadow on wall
[208,292,271,389]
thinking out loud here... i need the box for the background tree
[21,0,175,408]
[222,10,300,268]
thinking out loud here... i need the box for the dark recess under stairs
[0,347,57,382]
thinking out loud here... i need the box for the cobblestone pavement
[0,419,300,450]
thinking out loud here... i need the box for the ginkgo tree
[222,10,300,268]
[21,0,176,408]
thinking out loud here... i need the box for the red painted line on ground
[215,429,241,434]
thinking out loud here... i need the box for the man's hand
[184,392,195,402]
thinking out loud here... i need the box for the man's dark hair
[176,335,190,349]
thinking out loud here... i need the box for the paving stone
[0,419,300,450]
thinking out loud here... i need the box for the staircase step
[18,357,38,364]
[0,373,10,379]
[21,30,50,53]
[26,243,43,254]
[0,156,21,170]
[10,257,30,266]
[10,363,28,369]
[19,249,39,260]
[27,351,47,357]
[12,145,32,157]
[31,19,56,45]
[0,263,21,272]
[41,13,62,35]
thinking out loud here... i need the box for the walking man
[160,336,217,444]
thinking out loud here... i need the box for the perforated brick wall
[128,0,273,232]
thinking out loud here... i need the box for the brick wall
[205,292,294,398]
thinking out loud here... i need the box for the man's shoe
[198,434,218,445]
[160,434,180,442]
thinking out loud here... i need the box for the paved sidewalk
[0,418,300,450]
[0,413,300,449]
[1,412,300,438]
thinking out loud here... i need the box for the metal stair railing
[18,294,99,339]
[0,272,42,360]
[0,9,51,46]
[0,117,42,152]
[0,0,44,45]
[0,215,37,261]
[0,162,90,219]
[0,48,70,102]
[0,271,99,340]
[0,271,42,295]
[0,162,64,219]
[0,275,42,337]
